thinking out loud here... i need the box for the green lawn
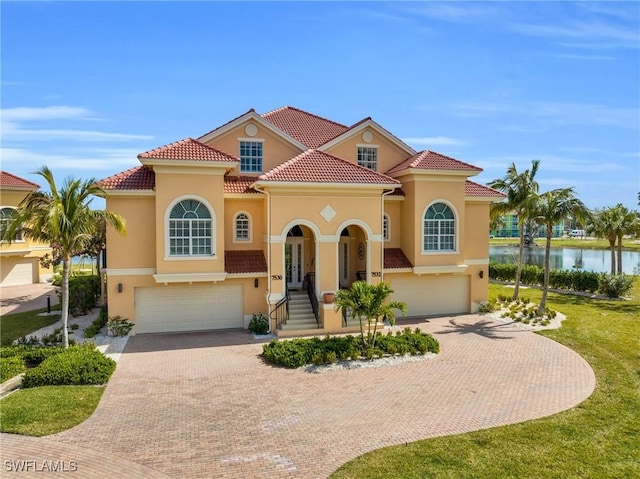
[0,307,61,346]
[0,386,104,436]
[490,237,640,251]
[331,279,640,479]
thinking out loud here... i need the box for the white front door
[285,238,304,289]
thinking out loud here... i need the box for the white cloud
[0,147,141,171]
[1,105,153,143]
[401,136,466,147]
[449,100,639,129]
[2,106,93,121]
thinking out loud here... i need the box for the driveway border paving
[0,314,596,478]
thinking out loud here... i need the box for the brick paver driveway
[1,315,595,478]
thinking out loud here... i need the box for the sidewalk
[0,283,60,316]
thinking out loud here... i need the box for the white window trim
[0,206,25,243]
[164,195,216,259]
[383,213,390,242]
[356,145,379,171]
[238,138,265,173]
[233,211,253,243]
[421,200,459,255]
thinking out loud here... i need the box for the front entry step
[276,291,318,334]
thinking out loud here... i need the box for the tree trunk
[616,234,623,275]
[538,228,552,315]
[513,227,525,300]
[62,257,70,349]
[609,240,616,275]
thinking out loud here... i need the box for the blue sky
[2,1,639,210]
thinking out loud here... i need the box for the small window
[383,214,390,241]
[357,146,377,170]
[234,213,250,242]
[239,141,263,173]
[169,199,212,256]
[423,203,455,252]
[0,207,22,242]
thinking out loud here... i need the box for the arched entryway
[285,224,317,291]
[338,224,368,288]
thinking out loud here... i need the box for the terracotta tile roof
[0,171,39,189]
[98,166,155,190]
[465,180,506,198]
[225,250,267,274]
[259,149,400,186]
[138,138,239,163]
[386,150,483,175]
[384,248,413,270]
[388,187,405,197]
[224,176,261,195]
[261,106,349,149]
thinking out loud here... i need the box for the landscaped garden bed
[480,295,565,330]
[262,328,440,369]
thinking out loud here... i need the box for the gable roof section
[386,150,483,175]
[225,250,268,274]
[223,176,261,195]
[319,117,416,155]
[257,149,400,186]
[465,180,506,199]
[197,109,308,151]
[383,248,413,270]
[138,138,239,163]
[0,171,39,190]
[98,166,155,191]
[261,106,350,149]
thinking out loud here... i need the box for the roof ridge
[196,108,256,141]
[262,106,348,129]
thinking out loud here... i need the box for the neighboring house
[99,106,505,336]
[491,213,564,238]
[0,171,53,286]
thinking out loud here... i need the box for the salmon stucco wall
[154,168,226,275]
[324,127,410,174]
[205,121,302,176]
[224,198,265,249]
[105,196,155,269]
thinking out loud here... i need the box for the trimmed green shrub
[106,316,133,337]
[262,329,439,368]
[0,356,26,383]
[55,275,101,317]
[598,273,634,298]
[248,313,270,335]
[84,305,108,338]
[22,345,115,388]
[21,347,65,368]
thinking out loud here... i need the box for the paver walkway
[0,314,595,478]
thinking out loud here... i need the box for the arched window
[169,199,212,256]
[423,203,455,252]
[234,212,250,242]
[0,207,22,241]
[382,214,390,241]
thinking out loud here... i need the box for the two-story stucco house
[99,107,504,336]
[0,171,53,286]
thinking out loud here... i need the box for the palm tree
[489,160,540,299]
[2,167,125,348]
[612,204,640,275]
[531,188,588,314]
[587,207,620,275]
[334,281,407,351]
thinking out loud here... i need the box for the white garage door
[389,275,469,317]
[134,284,243,334]
[1,261,34,286]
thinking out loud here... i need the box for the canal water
[489,246,640,275]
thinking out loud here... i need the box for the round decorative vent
[362,131,373,143]
[245,123,258,137]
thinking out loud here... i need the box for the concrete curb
[0,373,24,399]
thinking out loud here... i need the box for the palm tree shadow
[436,317,521,340]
